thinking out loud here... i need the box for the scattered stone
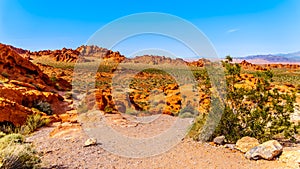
[245,140,283,160]
[84,138,97,147]
[224,144,236,150]
[279,148,300,164]
[213,136,225,145]
[235,136,259,153]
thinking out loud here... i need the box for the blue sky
[0,0,299,58]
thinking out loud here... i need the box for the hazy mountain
[236,51,300,62]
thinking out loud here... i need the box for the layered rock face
[77,45,125,61]
[123,55,186,65]
[188,58,211,67]
[0,44,70,125]
[0,44,54,90]
[239,60,267,71]
[30,48,80,62]
[10,45,126,63]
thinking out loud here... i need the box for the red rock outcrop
[30,48,80,62]
[239,60,267,71]
[123,55,186,65]
[0,44,56,91]
[77,45,126,63]
[188,58,211,67]
[0,44,70,125]
[265,64,300,69]
[0,85,70,125]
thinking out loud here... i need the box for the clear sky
[0,0,299,58]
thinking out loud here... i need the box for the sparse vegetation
[0,114,50,135]
[33,101,53,115]
[50,75,57,83]
[212,56,299,142]
[1,72,9,78]
[19,114,50,135]
[77,103,89,114]
[0,134,41,169]
[104,105,114,113]
[0,114,49,168]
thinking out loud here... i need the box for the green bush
[104,105,114,113]
[77,103,89,113]
[50,75,57,83]
[0,121,17,134]
[179,103,199,118]
[0,132,6,138]
[33,101,53,115]
[212,56,299,142]
[0,134,24,150]
[188,113,208,140]
[1,72,9,78]
[19,114,50,135]
[0,117,46,169]
[0,139,40,169]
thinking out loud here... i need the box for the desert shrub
[0,132,6,138]
[188,114,208,140]
[77,103,89,113]
[1,72,9,78]
[0,114,49,136]
[104,105,114,113]
[212,56,299,142]
[64,92,73,99]
[125,108,139,116]
[179,103,199,118]
[0,134,24,150]
[50,75,57,83]
[0,121,17,134]
[33,101,52,115]
[19,114,50,135]
[0,136,40,169]
[0,121,44,168]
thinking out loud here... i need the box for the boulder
[213,136,225,145]
[279,148,300,164]
[235,136,260,153]
[84,138,97,147]
[245,140,283,160]
[224,144,236,150]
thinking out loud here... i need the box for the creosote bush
[33,101,53,115]
[0,114,49,169]
[213,56,299,142]
[19,114,50,135]
[0,134,40,169]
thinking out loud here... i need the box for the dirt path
[27,114,299,169]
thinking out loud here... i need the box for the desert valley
[0,42,299,168]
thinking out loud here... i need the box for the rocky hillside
[123,55,187,65]
[9,45,126,63]
[0,44,71,125]
[77,45,125,61]
[30,48,80,62]
[0,44,54,90]
[188,58,211,67]
[239,60,267,71]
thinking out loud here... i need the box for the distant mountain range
[236,51,300,62]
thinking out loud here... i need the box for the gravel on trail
[27,114,299,169]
